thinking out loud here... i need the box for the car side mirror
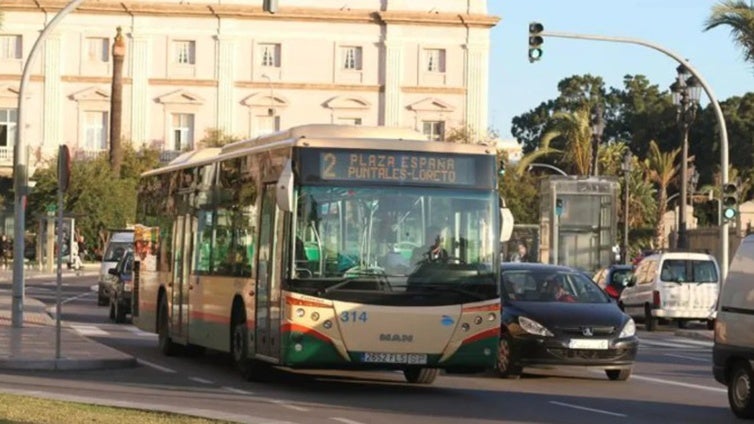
[625,276,636,287]
[108,268,119,276]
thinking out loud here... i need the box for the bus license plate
[568,339,609,350]
[361,352,428,364]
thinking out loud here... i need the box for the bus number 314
[340,311,368,323]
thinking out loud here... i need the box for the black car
[592,264,634,300]
[497,263,638,381]
[108,251,134,324]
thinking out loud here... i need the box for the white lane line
[188,376,214,384]
[222,386,255,395]
[137,358,176,373]
[631,374,726,393]
[664,353,710,362]
[667,337,713,347]
[549,401,626,417]
[90,284,98,292]
[272,400,310,412]
[62,292,92,304]
[640,339,702,349]
[331,418,366,424]
[68,324,108,336]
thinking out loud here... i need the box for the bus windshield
[288,185,498,305]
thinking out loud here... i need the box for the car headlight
[518,316,553,337]
[619,318,636,338]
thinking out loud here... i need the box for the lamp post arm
[528,162,568,176]
[540,29,731,280]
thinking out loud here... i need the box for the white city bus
[132,124,513,384]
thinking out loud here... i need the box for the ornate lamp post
[621,150,633,264]
[670,64,701,249]
[590,103,605,176]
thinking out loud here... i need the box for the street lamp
[670,64,701,250]
[590,103,605,176]
[621,150,633,264]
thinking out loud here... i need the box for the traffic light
[722,182,739,223]
[263,0,278,13]
[555,198,564,217]
[498,160,506,176]
[528,22,544,63]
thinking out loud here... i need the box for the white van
[619,251,719,331]
[713,235,754,419]
[97,230,134,306]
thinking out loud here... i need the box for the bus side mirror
[276,159,294,212]
[500,205,514,243]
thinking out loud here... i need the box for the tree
[199,128,242,148]
[705,1,754,65]
[443,126,498,145]
[645,140,681,249]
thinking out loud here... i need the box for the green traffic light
[723,208,737,220]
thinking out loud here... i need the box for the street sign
[46,203,56,216]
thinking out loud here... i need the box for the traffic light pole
[536,29,731,280]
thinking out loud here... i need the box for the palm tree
[516,107,593,176]
[705,1,754,65]
[645,140,681,249]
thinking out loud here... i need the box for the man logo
[581,327,594,337]
[379,334,413,343]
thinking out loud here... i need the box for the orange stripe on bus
[281,323,331,343]
[462,303,500,313]
[461,328,499,345]
[188,310,231,325]
[285,296,331,308]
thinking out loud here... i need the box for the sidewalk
[0,263,137,371]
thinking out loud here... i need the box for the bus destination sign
[319,151,477,185]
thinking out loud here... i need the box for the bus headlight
[487,312,496,321]
[296,308,305,318]
[461,323,470,332]
[323,320,332,329]
[474,316,483,325]
[311,312,320,321]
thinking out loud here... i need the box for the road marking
[630,374,726,393]
[640,339,707,349]
[189,376,214,384]
[667,337,713,347]
[68,324,108,336]
[331,418,366,424]
[90,284,98,292]
[272,400,310,412]
[664,353,710,362]
[137,358,176,373]
[222,386,255,395]
[62,292,92,305]
[549,401,626,417]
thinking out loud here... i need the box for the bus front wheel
[403,367,439,384]
[158,296,179,356]
[231,314,263,381]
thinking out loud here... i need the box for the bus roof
[141,147,222,177]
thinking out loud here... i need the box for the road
[0,275,741,424]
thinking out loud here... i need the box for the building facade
[0,0,498,173]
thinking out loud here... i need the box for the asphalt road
[0,275,741,424]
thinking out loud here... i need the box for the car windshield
[501,269,610,303]
[104,242,132,262]
[286,185,498,305]
[660,259,718,283]
[610,269,633,287]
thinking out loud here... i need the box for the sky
[488,0,754,140]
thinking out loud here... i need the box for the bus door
[170,214,193,343]
[255,183,279,358]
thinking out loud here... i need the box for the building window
[0,35,22,59]
[86,37,110,63]
[0,109,18,147]
[255,115,280,136]
[341,46,362,70]
[174,40,195,65]
[84,111,108,150]
[425,48,446,73]
[422,121,445,141]
[172,113,195,150]
[259,43,281,67]
[337,117,362,126]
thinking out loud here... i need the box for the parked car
[592,264,634,300]
[98,229,134,306]
[498,263,638,381]
[619,251,719,331]
[713,234,754,418]
[108,251,134,324]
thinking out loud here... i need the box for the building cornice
[1,1,499,27]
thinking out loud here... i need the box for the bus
[132,124,514,384]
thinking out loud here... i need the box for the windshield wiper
[410,283,490,301]
[321,270,394,294]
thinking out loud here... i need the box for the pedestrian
[0,234,10,270]
[509,241,530,263]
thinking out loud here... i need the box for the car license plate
[361,352,428,364]
[568,339,609,350]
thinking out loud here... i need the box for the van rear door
[659,259,719,316]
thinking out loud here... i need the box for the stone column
[464,40,489,139]
[43,34,62,155]
[129,34,150,147]
[215,34,237,134]
[382,38,403,127]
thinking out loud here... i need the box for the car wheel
[158,296,179,356]
[707,319,715,331]
[677,319,689,329]
[644,304,657,332]
[108,299,115,321]
[114,299,126,324]
[729,361,754,418]
[606,368,631,381]
[403,368,439,384]
[496,334,522,379]
[97,288,108,306]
